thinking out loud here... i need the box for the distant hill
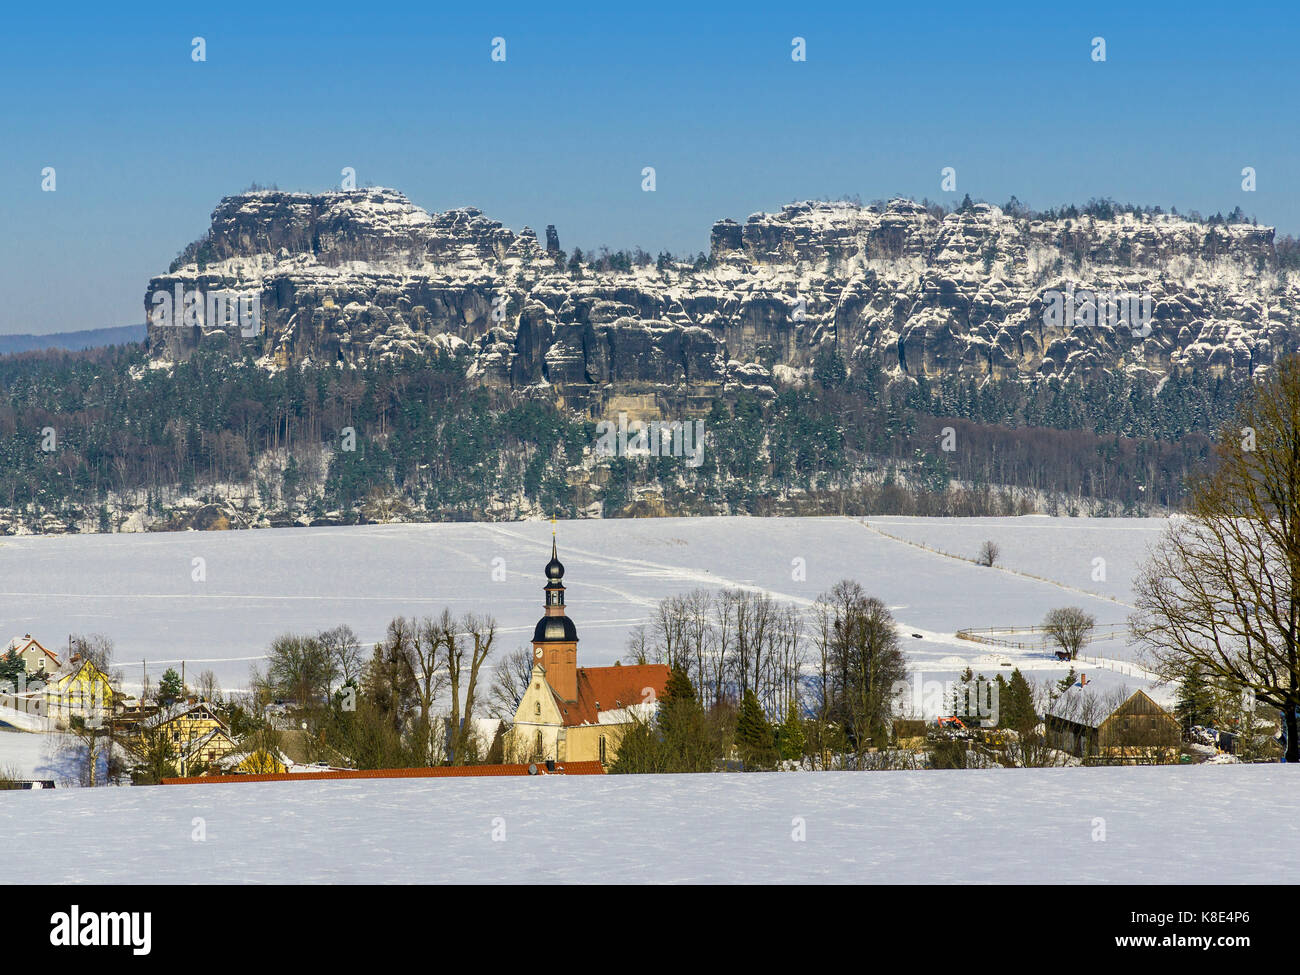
[0,324,146,356]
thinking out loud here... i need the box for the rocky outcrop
[146,189,1300,413]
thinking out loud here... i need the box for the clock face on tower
[534,647,543,660]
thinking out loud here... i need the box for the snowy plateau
[147,189,1297,390]
[0,515,1292,884]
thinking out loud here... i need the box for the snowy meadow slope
[0,765,1291,884]
[0,515,1167,706]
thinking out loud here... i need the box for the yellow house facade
[138,700,228,744]
[135,700,236,772]
[41,658,116,728]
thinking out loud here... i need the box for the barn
[1046,688,1181,764]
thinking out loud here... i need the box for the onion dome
[545,537,565,581]
[533,615,578,642]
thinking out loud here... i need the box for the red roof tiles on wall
[162,761,606,785]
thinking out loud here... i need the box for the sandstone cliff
[146,188,1298,415]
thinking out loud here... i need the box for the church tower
[532,527,578,702]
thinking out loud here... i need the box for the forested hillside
[0,341,1242,533]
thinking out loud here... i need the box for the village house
[41,655,118,728]
[125,700,327,777]
[509,533,670,766]
[135,699,228,743]
[132,700,237,771]
[4,634,61,677]
[175,727,240,775]
[1046,687,1181,764]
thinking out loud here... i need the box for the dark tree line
[0,335,1249,530]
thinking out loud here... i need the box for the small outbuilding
[1046,688,1181,764]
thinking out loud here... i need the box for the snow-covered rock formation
[146,189,1299,410]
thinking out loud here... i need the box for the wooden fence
[955,624,1130,652]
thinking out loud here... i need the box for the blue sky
[1,0,1296,333]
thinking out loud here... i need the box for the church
[510,532,670,766]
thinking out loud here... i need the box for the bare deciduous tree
[681,589,716,707]
[319,624,365,687]
[68,633,119,683]
[814,580,907,756]
[1043,607,1096,659]
[264,633,337,707]
[622,625,651,666]
[392,615,445,765]
[63,714,124,787]
[196,669,220,703]
[445,612,496,765]
[977,540,1000,567]
[488,646,536,720]
[730,589,775,699]
[652,594,689,672]
[1132,355,1300,762]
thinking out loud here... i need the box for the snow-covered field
[0,765,1291,883]
[0,729,65,780]
[3,516,1284,886]
[0,515,1168,705]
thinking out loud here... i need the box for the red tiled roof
[161,761,606,785]
[6,636,60,668]
[560,664,671,727]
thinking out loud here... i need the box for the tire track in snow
[859,520,1136,610]
[478,523,820,609]
[855,521,1158,687]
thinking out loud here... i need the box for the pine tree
[657,667,715,772]
[0,648,24,686]
[660,667,696,719]
[735,689,776,770]
[813,347,847,389]
[952,667,975,718]
[777,701,806,762]
[1174,664,1214,731]
[1003,668,1037,733]
[1055,667,1078,697]
[158,668,185,706]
